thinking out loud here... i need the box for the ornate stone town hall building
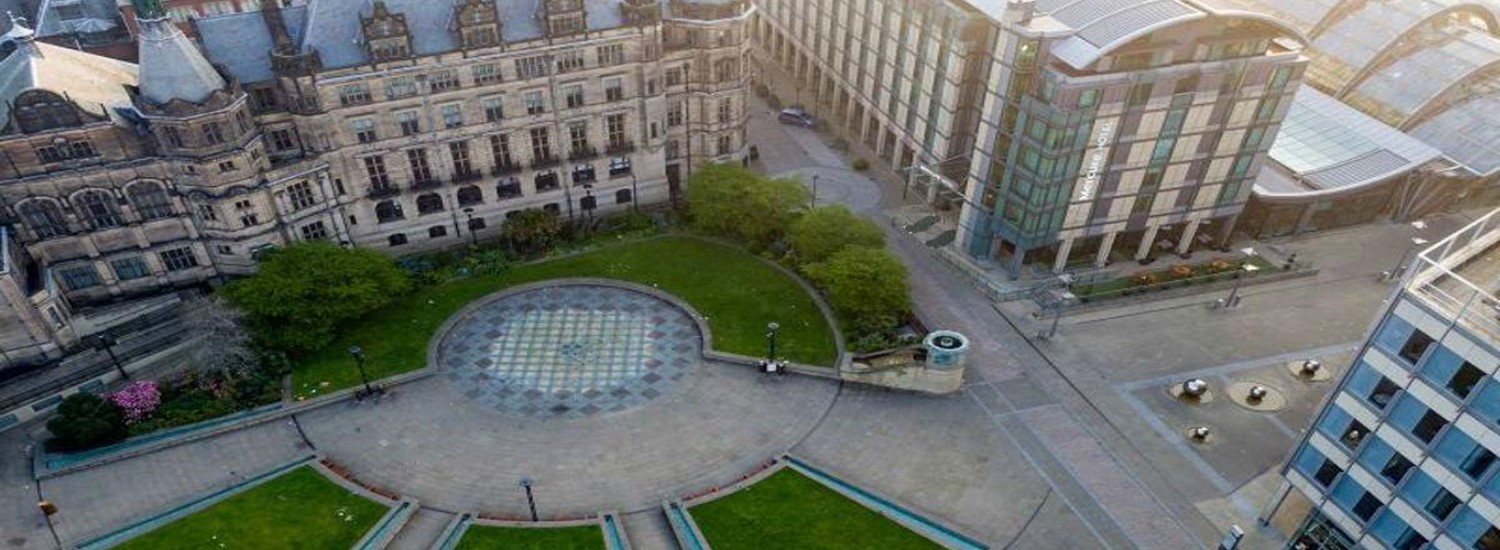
[0,0,750,363]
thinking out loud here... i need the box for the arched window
[127,182,174,220]
[375,200,404,223]
[19,199,67,238]
[615,189,632,204]
[74,190,120,229]
[416,193,445,214]
[456,185,484,207]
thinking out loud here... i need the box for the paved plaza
[440,284,701,419]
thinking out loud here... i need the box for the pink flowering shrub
[108,380,161,423]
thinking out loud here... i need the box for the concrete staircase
[622,509,678,550]
[385,507,455,550]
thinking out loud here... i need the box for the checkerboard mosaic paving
[440,285,702,418]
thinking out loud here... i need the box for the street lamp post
[95,333,127,380]
[519,478,539,522]
[629,172,640,213]
[762,322,781,375]
[348,345,381,401]
[463,208,479,247]
[811,174,819,209]
[1218,248,1259,309]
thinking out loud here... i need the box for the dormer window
[455,0,500,48]
[549,13,585,35]
[361,1,411,62]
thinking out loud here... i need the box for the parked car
[778,108,815,128]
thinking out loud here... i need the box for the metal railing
[0,309,187,411]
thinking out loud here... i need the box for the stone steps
[385,507,455,550]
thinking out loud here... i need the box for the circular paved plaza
[300,281,842,515]
[439,285,701,418]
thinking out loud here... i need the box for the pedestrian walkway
[622,509,676,550]
[386,507,455,550]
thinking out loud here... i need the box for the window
[665,139,680,160]
[128,182,174,220]
[463,26,497,48]
[364,155,392,188]
[529,127,552,161]
[1370,377,1400,409]
[416,193,444,214]
[483,96,504,122]
[387,76,418,99]
[1462,446,1497,480]
[159,247,199,271]
[597,43,624,65]
[496,177,521,198]
[450,141,475,178]
[714,58,737,82]
[69,140,95,158]
[665,66,683,86]
[555,50,585,72]
[564,85,585,109]
[1413,410,1448,444]
[1314,459,1342,487]
[604,77,623,102]
[162,126,183,148]
[1128,82,1152,107]
[429,225,447,238]
[215,244,233,255]
[299,221,329,241]
[490,134,514,167]
[543,203,560,216]
[667,102,684,126]
[473,63,502,85]
[218,160,237,173]
[398,111,421,135]
[202,122,224,145]
[717,134,732,155]
[388,233,408,246]
[609,156,632,177]
[407,148,434,184]
[1426,489,1461,521]
[287,181,317,211]
[429,70,460,92]
[1270,66,1293,89]
[270,129,296,151]
[197,203,219,222]
[58,266,99,290]
[1398,329,1435,364]
[1448,361,1486,400]
[457,185,483,206]
[535,171,559,192]
[235,198,259,227]
[340,83,372,106]
[75,190,120,229]
[718,97,733,123]
[468,217,486,231]
[1380,453,1414,485]
[110,257,150,280]
[1352,492,1383,522]
[516,55,549,79]
[352,118,377,143]
[20,200,67,238]
[615,188,632,204]
[606,114,627,149]
[572,163,595,184]
[568,123,590,156]
[441,103,464,129]
[375,200,403,223]
[524,91,546,115]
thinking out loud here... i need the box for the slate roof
[0,37,138,125]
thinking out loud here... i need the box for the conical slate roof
[136,15,225,106]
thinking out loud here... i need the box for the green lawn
[292,236,838,398]
[691,469,941,550]
[115,466,388,550]
[456,524,604,550]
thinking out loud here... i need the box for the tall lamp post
[1220,248,1260,309]
[762,322,781,375]
[95,333,127,379]
[348,345,382,401]
[629,172,640,213]
[519,478,539,522]
[810,174,819,209]
[463,208,479,247]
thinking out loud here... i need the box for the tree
[222,241,409,355]
[182,295,258,373]
[804,247,911,337]
[787,205,885,267]
[47,393,127,451]
[501,208,564,257]
[687,163,808,248]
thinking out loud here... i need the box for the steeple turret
[133,0,227,106]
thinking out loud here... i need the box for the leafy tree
[222,241,409,355]
[687,163,808,248]
[787,205,885,267]
[47,393,127,451]
[804,247,911,337]
[182,295,258,373]
[501,208,564,257]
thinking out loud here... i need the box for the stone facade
[0,0,751,312]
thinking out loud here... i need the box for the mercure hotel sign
[1074,119,1115,202]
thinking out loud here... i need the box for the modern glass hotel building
[1268,209,1500,550]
